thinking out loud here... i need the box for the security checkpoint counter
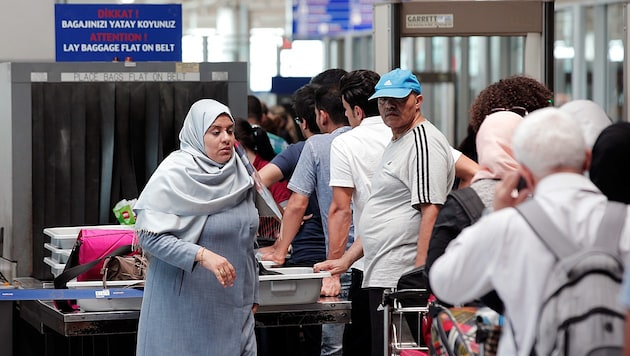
[6,278,350,338]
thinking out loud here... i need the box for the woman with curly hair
[459,75,553,161]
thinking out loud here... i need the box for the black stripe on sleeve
[413,125,431,203]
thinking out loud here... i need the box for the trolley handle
[382,288,430,307]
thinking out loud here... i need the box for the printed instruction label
[406,14,454,29]
[60,72,201,82]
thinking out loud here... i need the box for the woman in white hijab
[559,99,611,149]
[134,99,259,356]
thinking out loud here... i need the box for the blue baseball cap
[369,68,422,100]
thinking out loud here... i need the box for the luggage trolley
[382,288,430,355]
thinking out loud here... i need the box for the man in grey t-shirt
[360,68,455,355]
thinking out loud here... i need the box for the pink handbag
[76,229,136,281]
[52,228,138,312]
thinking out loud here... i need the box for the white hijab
[134,99,254,243]
[559,99,611,149]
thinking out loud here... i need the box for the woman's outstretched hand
[197,247,236,287]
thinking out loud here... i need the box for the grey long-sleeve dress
[135,193,259,356]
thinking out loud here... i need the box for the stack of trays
[43,242,71,278]
[42,225,134,278]
[44,243,71,264]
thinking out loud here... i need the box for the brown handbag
[101,253,148,288]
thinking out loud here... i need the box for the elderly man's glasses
[489,106,529,117]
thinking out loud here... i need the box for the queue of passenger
[132,68,630,356]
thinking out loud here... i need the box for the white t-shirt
[329,116,392,270]
[360,120,455,288]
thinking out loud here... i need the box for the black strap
[53,244,134,290]
[449,187,485,223]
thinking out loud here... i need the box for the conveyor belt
[0,288,143,301]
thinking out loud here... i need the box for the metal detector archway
[373,0,554,145]
[374,0,554,85]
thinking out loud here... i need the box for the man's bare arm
[261,191,309,264]
[258,163,285,187]
[327,186,354,259]
[415,203,441,267]
[454,154,479,188]
[314,236,364,275]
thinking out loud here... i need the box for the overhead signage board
[55,4,182,62]
[292,0,377,40]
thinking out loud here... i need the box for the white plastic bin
[258,267,330,306]
[66,280,144,312]
[44,225,134,249]
[44,243,71,264]
[43,257,66,277]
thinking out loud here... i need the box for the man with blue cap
[358,68,456,354]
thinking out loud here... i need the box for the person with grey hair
[430,107,630,356]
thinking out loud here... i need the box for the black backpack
[449,187,485,223]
